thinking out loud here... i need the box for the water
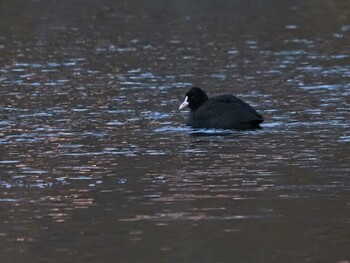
[1,0,350,262]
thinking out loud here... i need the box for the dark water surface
[1,0,350,262]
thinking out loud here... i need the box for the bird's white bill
[179,96,189,110]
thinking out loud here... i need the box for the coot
[179,87,263,130]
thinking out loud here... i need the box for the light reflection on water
[1,0,350,262]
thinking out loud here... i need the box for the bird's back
[187,94,263,129]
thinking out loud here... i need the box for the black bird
[179,87,263,130]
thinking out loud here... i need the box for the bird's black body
[179,87,263,130]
